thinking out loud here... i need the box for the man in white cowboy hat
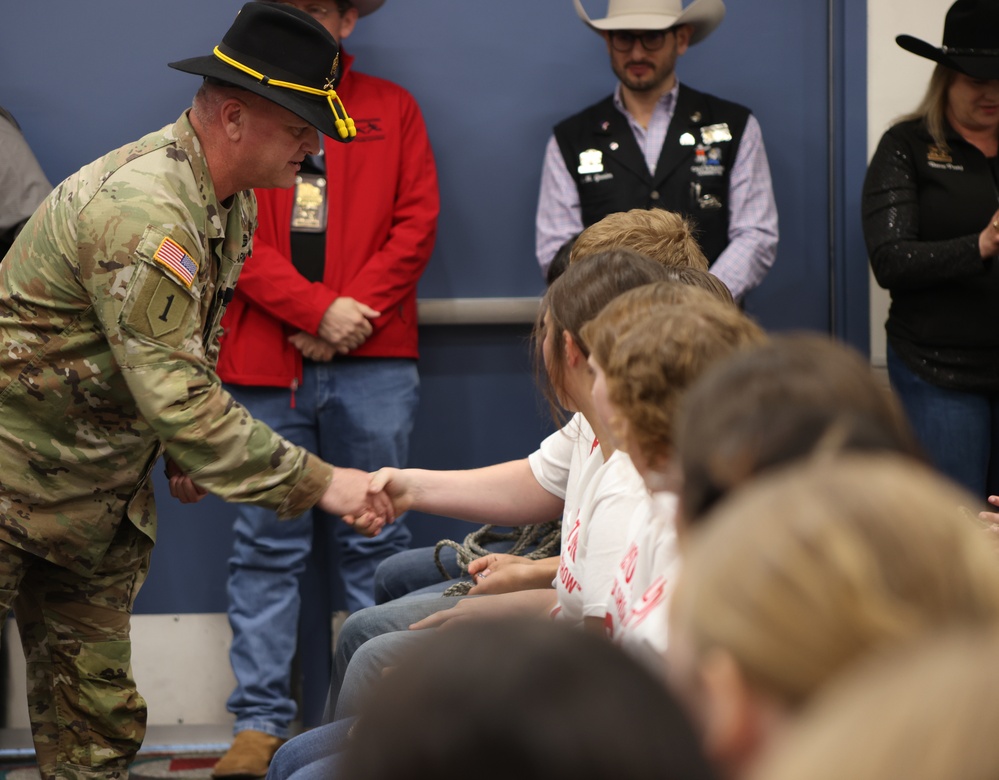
[536,0,778,300]
[0,3,396,778]
[210,1,439,776]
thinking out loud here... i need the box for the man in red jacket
[213,1,440,774]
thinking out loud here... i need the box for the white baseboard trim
[4,614,237,730]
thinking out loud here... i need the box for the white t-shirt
[605,490,681,672]
[528,413,596,507]
[554,450,649,626]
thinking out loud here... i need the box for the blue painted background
[1,0,868,724]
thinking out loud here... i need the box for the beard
[611,57,676,94]
[608,35,680,95]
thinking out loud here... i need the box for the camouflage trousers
[0,520,153,780]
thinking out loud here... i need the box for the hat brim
[354,0,386,17]
[896,34,999,80]
[574,0,726,45]
[169,56,347,141]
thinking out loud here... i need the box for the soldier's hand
[164,458,209,504]
[319,466,394,528]
[344,508,387,538]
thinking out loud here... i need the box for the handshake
[166,459,410,539]
[319,467,410,538]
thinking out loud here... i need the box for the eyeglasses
[607,28,674,53]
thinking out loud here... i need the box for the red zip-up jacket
[217,54,440,389]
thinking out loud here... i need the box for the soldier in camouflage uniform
[0,4,387,778]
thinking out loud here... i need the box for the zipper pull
[290,377,299,410]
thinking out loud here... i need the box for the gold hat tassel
[213,46,356,139]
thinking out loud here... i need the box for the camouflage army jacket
[0,112,332,575]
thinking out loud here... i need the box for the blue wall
[1,0,868,724]
[1,1,867,323]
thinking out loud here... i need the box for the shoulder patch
[153,237,199,288]
[124,270,193,344]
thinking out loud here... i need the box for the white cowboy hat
[573,0,726,45]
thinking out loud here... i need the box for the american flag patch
[153,237,198,288]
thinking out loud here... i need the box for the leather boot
[212,730,286,778]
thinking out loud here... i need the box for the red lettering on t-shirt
[628,577,668,625]
[612,575,668,632]
[558,560,581,594]
[608,577,628,631]
[620,543,639,584]
[565,516,581,563]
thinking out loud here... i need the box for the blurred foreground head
[676,333,922,528]
[341,618,719,780]
[752,625,999,780]
[668,454,999,779]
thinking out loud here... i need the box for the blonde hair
[662,267,733,304]
[570,209,710,271]
[581,291,765,469]
[752,627,999,780]
[671,455,999,707]
[895,64,955,149]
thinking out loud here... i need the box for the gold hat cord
[213,46,356,139]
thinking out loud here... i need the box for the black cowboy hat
[169,2,355,141]
[896,0,999,80]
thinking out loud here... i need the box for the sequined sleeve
[862,127,983,291]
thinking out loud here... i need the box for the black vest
[554,84,750,264]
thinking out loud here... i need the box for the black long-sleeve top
[863,118,999,392]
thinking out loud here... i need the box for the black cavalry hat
[896,0,999,80]
[169,2,355,141]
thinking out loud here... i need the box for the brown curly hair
[582,280,736,374]
[586,296,766,471]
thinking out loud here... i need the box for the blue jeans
[887,344,999,500]
[224,358,418,737]
[266,718,354,780]
[373,541,517,603]
[325,593,466,720]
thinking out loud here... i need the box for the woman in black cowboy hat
[862,0,999,503]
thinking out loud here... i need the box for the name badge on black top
[578,149,604,175]
[700,123,732,144]
[292,174,328,232]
